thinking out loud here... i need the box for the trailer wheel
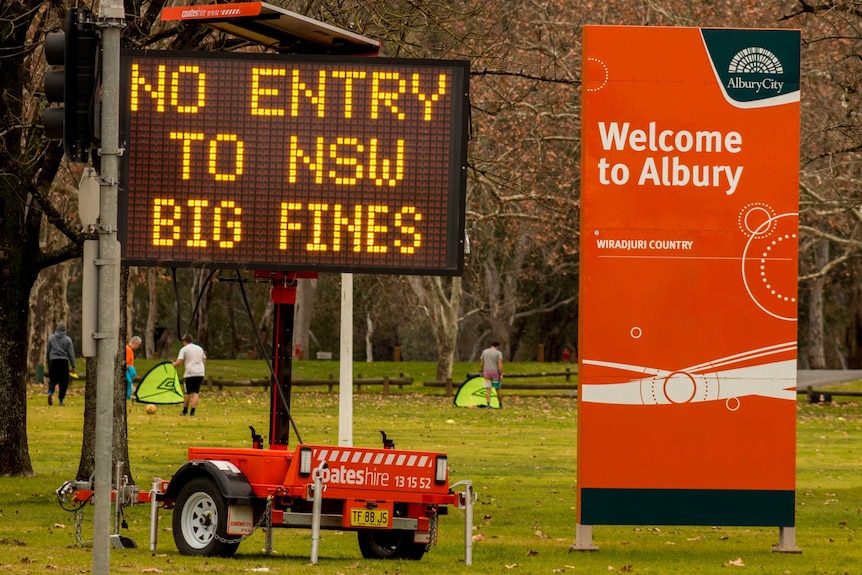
[357,529,427,560]
[172,477,240,557]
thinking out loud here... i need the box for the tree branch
[471,69,579,86]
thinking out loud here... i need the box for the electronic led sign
[119,50,469,274]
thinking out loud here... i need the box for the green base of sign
[580,488,795,526]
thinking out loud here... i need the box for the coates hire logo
[701,28,800,109]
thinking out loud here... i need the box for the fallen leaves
[724,557,745,567]
[0,538,25,546]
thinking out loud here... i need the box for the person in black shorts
[173,334,206,416]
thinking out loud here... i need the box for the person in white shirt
[173,333,206,416]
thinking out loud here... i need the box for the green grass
[3,371,862,574]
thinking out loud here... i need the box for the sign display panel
[578,26,800,528]
[119,50,469,274]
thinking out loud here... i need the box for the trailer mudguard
[162,460,257,505]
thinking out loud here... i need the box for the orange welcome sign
[578,26,800,527]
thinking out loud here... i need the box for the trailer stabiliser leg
[149,478,163,551]
[450,479,475,566]
[310,461,329,564]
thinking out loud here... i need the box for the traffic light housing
[43,8,99,163]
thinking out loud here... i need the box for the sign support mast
[92,0,124,572]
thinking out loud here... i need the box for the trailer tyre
[357,529,427,560]
[172,477,241,557]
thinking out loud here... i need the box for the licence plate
[349,507,390,528]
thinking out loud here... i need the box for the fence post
[445,378,453,397]
[565,367,571,382]
[383,376,390,395]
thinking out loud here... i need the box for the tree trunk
[76,267,133,482]
[145,268,158,359]
[126,267,137,341]
[226,282,242,358]
[191,270,213,350]
[407,276,461,381]
[806,239,828,369]
[483,232,531,360]
[28,263,72,378]
[365,312,375,362]
[294,277,316,359]
[0,266,38,476]
[847,282,862,369]
[258,300,274,359]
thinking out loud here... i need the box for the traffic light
[43,8,99,163]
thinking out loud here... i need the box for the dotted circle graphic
[760,233,797,304]
[585,58,609,92]
[741,211,798,321]
[737,202,777,238]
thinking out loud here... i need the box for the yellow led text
[169,132,244,181]
[238,67,447,121]
[151,198,243,249]
[279,203,422,255]
[289,136,404,187]
[130,64,206,113]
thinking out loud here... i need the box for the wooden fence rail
[208,376,413,395]
[464,369,576,382]
[424,371,578,397]
[803,385,862,403]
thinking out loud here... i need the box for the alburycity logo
[725,47,785,95]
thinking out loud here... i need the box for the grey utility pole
[92,0,124,572]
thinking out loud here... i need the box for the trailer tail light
[435,455,448,484]
[299,446,313,477]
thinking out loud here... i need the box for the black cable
[236,270,303,444]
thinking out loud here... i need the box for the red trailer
[165,442,452,559]
[58,274,474,562]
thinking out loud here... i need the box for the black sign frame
[119,49,469,275]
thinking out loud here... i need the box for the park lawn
[1,380,861,574]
